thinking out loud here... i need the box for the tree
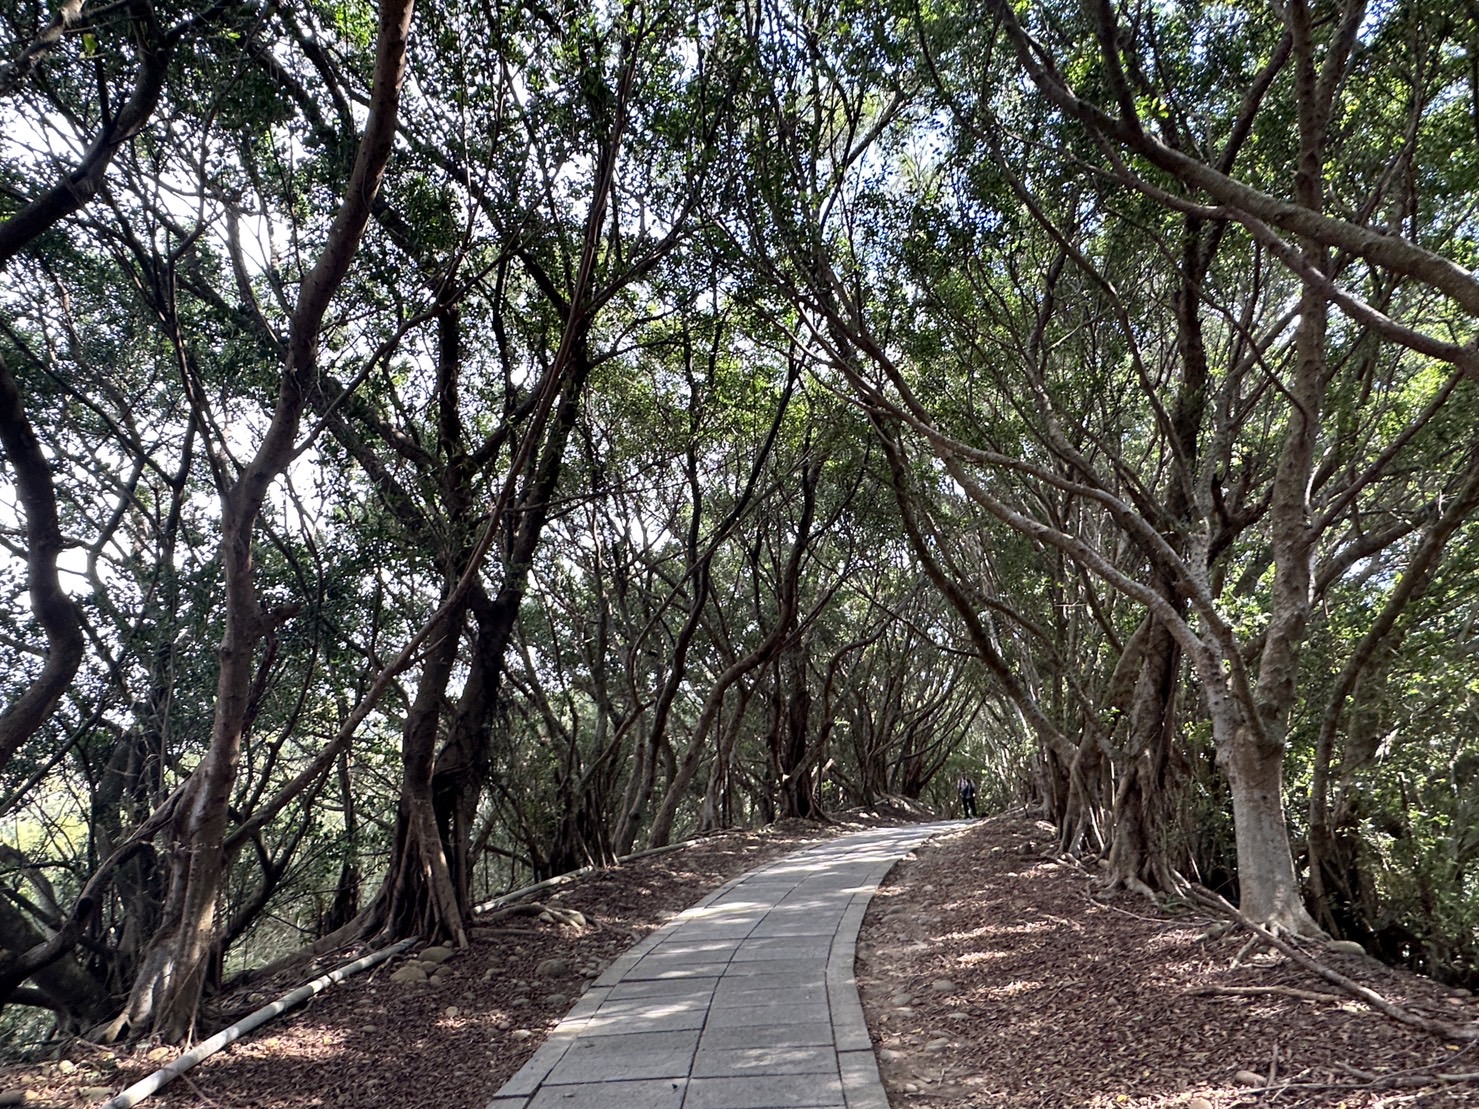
[115,0,415,1040]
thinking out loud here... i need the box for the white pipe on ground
[100,834,717,1107]
[97,937,417,1109]
[472,840,694,914]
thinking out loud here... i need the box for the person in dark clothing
[957,775,977,818]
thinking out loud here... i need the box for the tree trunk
[1105,615,1179,896]
[120,0,415,1040]
[771,654,819,820]
[1205,661,1320,934]
[319,746,361,935]
[0,354,86,774]
[359,608,468,945]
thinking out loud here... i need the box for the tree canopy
[1,0,1477,1048]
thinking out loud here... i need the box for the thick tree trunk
[122,573,260,1040]
[1206,667,1320,934]
[120,0,414,1040]
[771,654,820,820]
[1058,730,1105,857]
[1105,617,1179,897]
[358,610,468,945]
[1223,727,1314,933]
[0,355,86,773]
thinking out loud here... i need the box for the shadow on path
[488,822,962,1109]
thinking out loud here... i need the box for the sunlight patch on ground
[974,919,1054,937]
[937,922,1002,944]
[1140,928,1201,953]
[954,949,1007,965]
[981,978,1044,999]
[238,1030,348,1058]
[433,1006,508,1032]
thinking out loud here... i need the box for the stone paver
[487,822,958,1109]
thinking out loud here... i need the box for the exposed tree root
[1190,984,1348,1004]
[1338,1062,1479,1087]
[1190,886,1479,1043]
[1336,1044,1479,1089]
[478,902,589,927]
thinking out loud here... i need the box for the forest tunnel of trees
[2,0,1478,1050]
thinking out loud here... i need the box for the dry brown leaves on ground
[860,814,1479,1108]
[3,811,1477,1108]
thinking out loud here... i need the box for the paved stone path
[487,822,957,1109]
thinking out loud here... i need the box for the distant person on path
[957,775,977,818]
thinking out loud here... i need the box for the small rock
[510,1029,533,1041]
[545,994,568,1008]
[78,1088,114,1102]
[945,1012,970,1021]
[429,973,446,986]
[1326,939,1366,957]
[57,1062,76,1075]
[889,992,914,1006]
[878,1048,905,1061]
[923,1037,951,1052]
[361,1024,379,1034]
[1187,1099,1214,1109]
[1233,1069,1266,1087]
[930,979,956,992]
[535,957,572,978]
[421,946,455,964]
[390,965,427,985]
[444,1006,460,1019]
[512,997,529,1007]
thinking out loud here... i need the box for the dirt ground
[2,811,1476,1108]
[859,815,1478,1108]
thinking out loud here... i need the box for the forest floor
[3,810,1477,1108]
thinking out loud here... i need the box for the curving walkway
[487,822,959,1109]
